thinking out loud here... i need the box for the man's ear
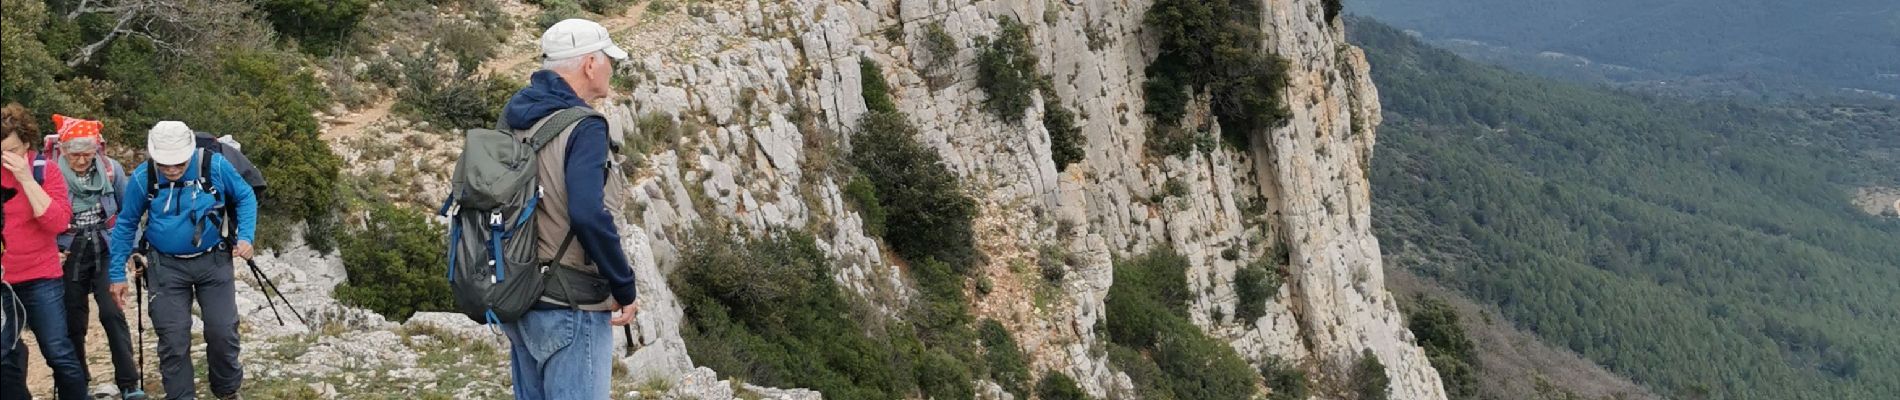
[590,54,610,79]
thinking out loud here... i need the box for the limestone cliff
[228,0,1446,399]
[598,0,1445,398]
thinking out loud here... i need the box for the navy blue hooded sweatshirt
[502,70,637,305]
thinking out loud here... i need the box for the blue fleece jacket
[107,152,258,283]
[502,70,637,305]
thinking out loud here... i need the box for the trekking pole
[244,259,308,327]
[133,256,148,391]
[245,260,286,326]
[624,325,636,356]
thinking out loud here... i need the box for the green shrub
[1035,372,1093,400]
[1233,258,1283,323]
[1105,248,1258,400]
[0,0,95,121]
[627,112,681,156]
[975,17,1039,122]
[1038,244,1069,283]
[1142,0,1293,154]
[843,174,887,237]
[675,228,909,399]
[100,44,342,249]
[851,112,979,270]
[257,0,372,56]
[1354,350,1392,400]
[676,228,998,400]
[395,46,518,130]
[335,204,452,321]
[909,257,977,345]
[435,21,503,74]
[860,59,899,114]
[1404,295,1479,399]
[535,0,587,29]
[577,0,634,15]
[922,21,959,68]
[979,319,1031,398]
[1107,344,1178,400]
[1043,92,1084,171]
[532,0,634,15]
[646,0,677,14]
[852,63,979,270]
[1262,357,1309,400]
[916,348,976,400]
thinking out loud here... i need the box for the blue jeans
[0,278,90,400]
[503,308,611,400]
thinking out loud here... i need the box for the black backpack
[140,133,267,245]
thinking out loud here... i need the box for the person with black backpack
[105,121,258,400]
[442,18,639,400]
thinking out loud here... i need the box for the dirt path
[22,303,161,397]
[480,1,652,78]
[322,99,393,143]
[323,2,651,145]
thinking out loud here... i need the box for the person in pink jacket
[0,102,85,400]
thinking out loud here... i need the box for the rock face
[249,0,1444,399]
[601,0,1447,399]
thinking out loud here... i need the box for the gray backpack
[440,108,596,324]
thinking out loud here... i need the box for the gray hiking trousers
[147,251,243,399]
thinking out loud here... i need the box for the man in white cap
[106,121,258,400]
[494,18,641,399]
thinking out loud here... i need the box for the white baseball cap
[541,19,629,61]
[148,121,195,165]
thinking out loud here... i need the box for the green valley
[1355,17,1900,399]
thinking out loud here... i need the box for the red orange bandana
[53,114,103,144]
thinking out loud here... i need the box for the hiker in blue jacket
[497,18,641,400]
[106,121,257,400]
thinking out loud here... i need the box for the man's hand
[111,283,129,310]
[59,251,68,264]
[611,299,641,326]
[232,240,254,260]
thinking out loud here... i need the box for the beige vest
[520,113,628,309]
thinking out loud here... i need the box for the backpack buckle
[488,211,504,227]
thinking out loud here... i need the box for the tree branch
[66,0,131,20]
[65,9,137,67]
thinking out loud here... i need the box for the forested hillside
[1354,17,1900,400]
[1350,0,1900,96]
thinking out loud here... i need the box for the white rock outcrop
[266,0,1444,398]
[602,0,1447,399]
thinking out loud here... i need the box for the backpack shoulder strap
[105,157,123,188]
[196,148,215,192]
[144,160,158,199]
[527,108,602,151]
[31,153,47,183]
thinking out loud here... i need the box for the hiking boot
[121,389,149,400]
[91,384,119,399]
[214,392,241,400]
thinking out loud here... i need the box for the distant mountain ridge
[1350,0,1900,96]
